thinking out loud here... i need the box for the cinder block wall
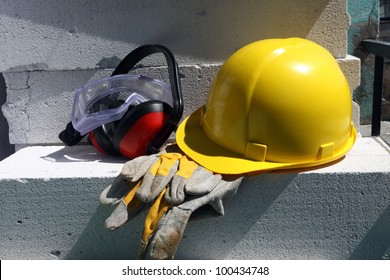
[2,0,390,260]
[1,0,360,149]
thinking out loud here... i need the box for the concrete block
[0,137,389,259]
[2,54,360,146]
[338,55,361,94]
[307,0,350,58]
[2,70,98,145]
[1,65,219,146]
[0,0,349,72]
[337,55,361,131]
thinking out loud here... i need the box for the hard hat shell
[176,38,357,175]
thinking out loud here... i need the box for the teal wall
[348,0,380,124]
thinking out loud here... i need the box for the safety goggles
[72,74,172,136]
[60,44,183,151]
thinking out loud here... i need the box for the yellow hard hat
[176,38,357,174]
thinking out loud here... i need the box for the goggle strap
[58,122,84,146]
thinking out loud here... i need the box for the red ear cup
[88,127,117,155]
[87,102,120,155]
[113,100,172,159]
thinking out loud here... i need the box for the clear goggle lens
[71,74,172,135]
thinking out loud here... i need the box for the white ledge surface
[0,137,389,180]
[0,137,389,260]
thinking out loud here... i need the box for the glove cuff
[138,207,192,260]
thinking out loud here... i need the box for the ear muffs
[88,126,116,155]
[86,99,121,155]
[59,44,183,158]
[112,100,173,158]
[89,100,172,158]
[86,44,183,158]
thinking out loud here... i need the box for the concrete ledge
[0,137,389,259]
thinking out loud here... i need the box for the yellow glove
[100,146,219,230]
[100,144,240,259]
[140,176,243,259]
[101,152,180,229]
[142,188,171,248]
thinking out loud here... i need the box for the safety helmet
[176,38,356,174]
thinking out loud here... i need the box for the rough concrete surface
[0,0,349,72]
[2,57,360,146]
[0,137,389,260]
[0,0,360,148]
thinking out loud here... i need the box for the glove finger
[131,156,162,182]
[165,176,185,205]
[181,177,243,214]
[136,155,180,203]
[164,156,198,204]
[128,156,158,182]
[120,155,151,177]
[185,167,222,195]
[105,200,130,230]
[139,206,192,260]
[142,163,178,202]
[189,204,224,220]
[175,156,198,179]
[104,181,145,230]
[199,177,242,215]
[100,175,137,205]
[142,188,171,245]
[141,177,243,259]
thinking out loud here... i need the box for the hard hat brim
[176,107,357,175]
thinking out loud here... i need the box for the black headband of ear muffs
[59,44,183,154]
[111,44,183,154]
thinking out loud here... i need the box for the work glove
[100,144,243,259]
[139,175,243,259]
[100,147,223,229]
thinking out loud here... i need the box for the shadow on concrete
[65,174,294,259]
[26,169,390,260]
[349,204,390,260]
[174,174,294,259]
[40,145,126,164]
[65,173,293,259]
[65,204,146,260]
[0,73,15,161]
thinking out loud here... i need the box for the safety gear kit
[59,45,183,159]
[97,38,357,259]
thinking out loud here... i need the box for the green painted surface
[348,0,380,123]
